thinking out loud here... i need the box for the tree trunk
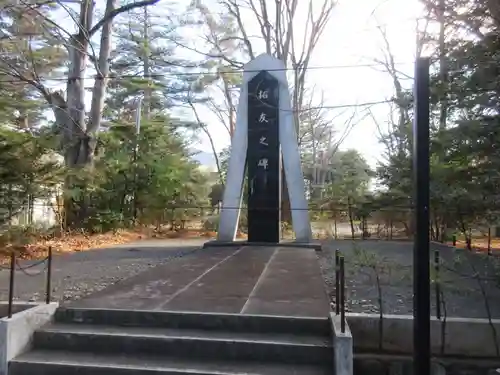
[460,221,472,250]
[488,227,492,255]
[438,0,448,131]
[348,197,355,240]
[495,226,500,237]
[63,0,119,229]
[189,101,223,183]
[361,215,368,239]
[143,5,152,118]
[12,0,161,229]
[430,223,436,241]
[465,232,472,250]
[62,1,94,229]
[28,194,34,225]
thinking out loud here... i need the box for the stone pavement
[69,246,330,318]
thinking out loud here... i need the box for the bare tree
[369,13,432,160]
[203,67,240,138]
[373,24,411,139]
[189,0,335,219]
[299,89,363,201]
[186,93,224,183]
[193,0,335,131]
[437,0,448,131]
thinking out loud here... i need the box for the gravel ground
[318,240,500,319]
[3,237,499,319]
[0,239,205,303]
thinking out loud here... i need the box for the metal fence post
[8,251,15,318]
[46,246,53,304]
[335,249,340,315]
[434,250,441,319]
[340,255,346,333]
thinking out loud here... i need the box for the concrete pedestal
[331,313,353,375]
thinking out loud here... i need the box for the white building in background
[197,164,216,173]
[10,152,221,229]
[11,196,59,228]
[9,152,63,229]
[197,164,219,180]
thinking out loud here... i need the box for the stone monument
[217,54,311,243]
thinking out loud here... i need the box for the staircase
[9,307,333,375]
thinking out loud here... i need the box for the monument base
[202,240,322,251]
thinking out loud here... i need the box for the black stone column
[247,71,281,243]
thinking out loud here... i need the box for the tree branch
[89,0,161,36]
[187,95,223,183]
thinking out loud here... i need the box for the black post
[8,251,15,318]
[340,255,346,333]
[335,249,340,315]
[46,246,53,304]
[413,57,431,375]
[434,250,441,319]
[488,227,492,256]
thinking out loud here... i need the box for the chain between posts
[5,246,53,319]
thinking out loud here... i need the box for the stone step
[9,350,333,375]
[55,307,330,337]
[33,323,332,366]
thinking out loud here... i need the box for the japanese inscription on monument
[247,71,281,242]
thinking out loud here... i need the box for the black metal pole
[46,246,53,304]
[434,250,441,319]
[340,255,346,333]
[8,251,15,318]
[335,249,340,315]
[413,57,431,375]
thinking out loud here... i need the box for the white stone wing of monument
[217,53,312,243]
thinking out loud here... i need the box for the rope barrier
[15,257,48,276]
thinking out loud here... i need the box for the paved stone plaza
[69,245,331,318]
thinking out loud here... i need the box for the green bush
[83,210,124,233]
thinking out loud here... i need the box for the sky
[189,0,424,169]
[51,0,424,170]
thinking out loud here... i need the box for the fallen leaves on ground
[447,238,500,253]
[0,226,234,265]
